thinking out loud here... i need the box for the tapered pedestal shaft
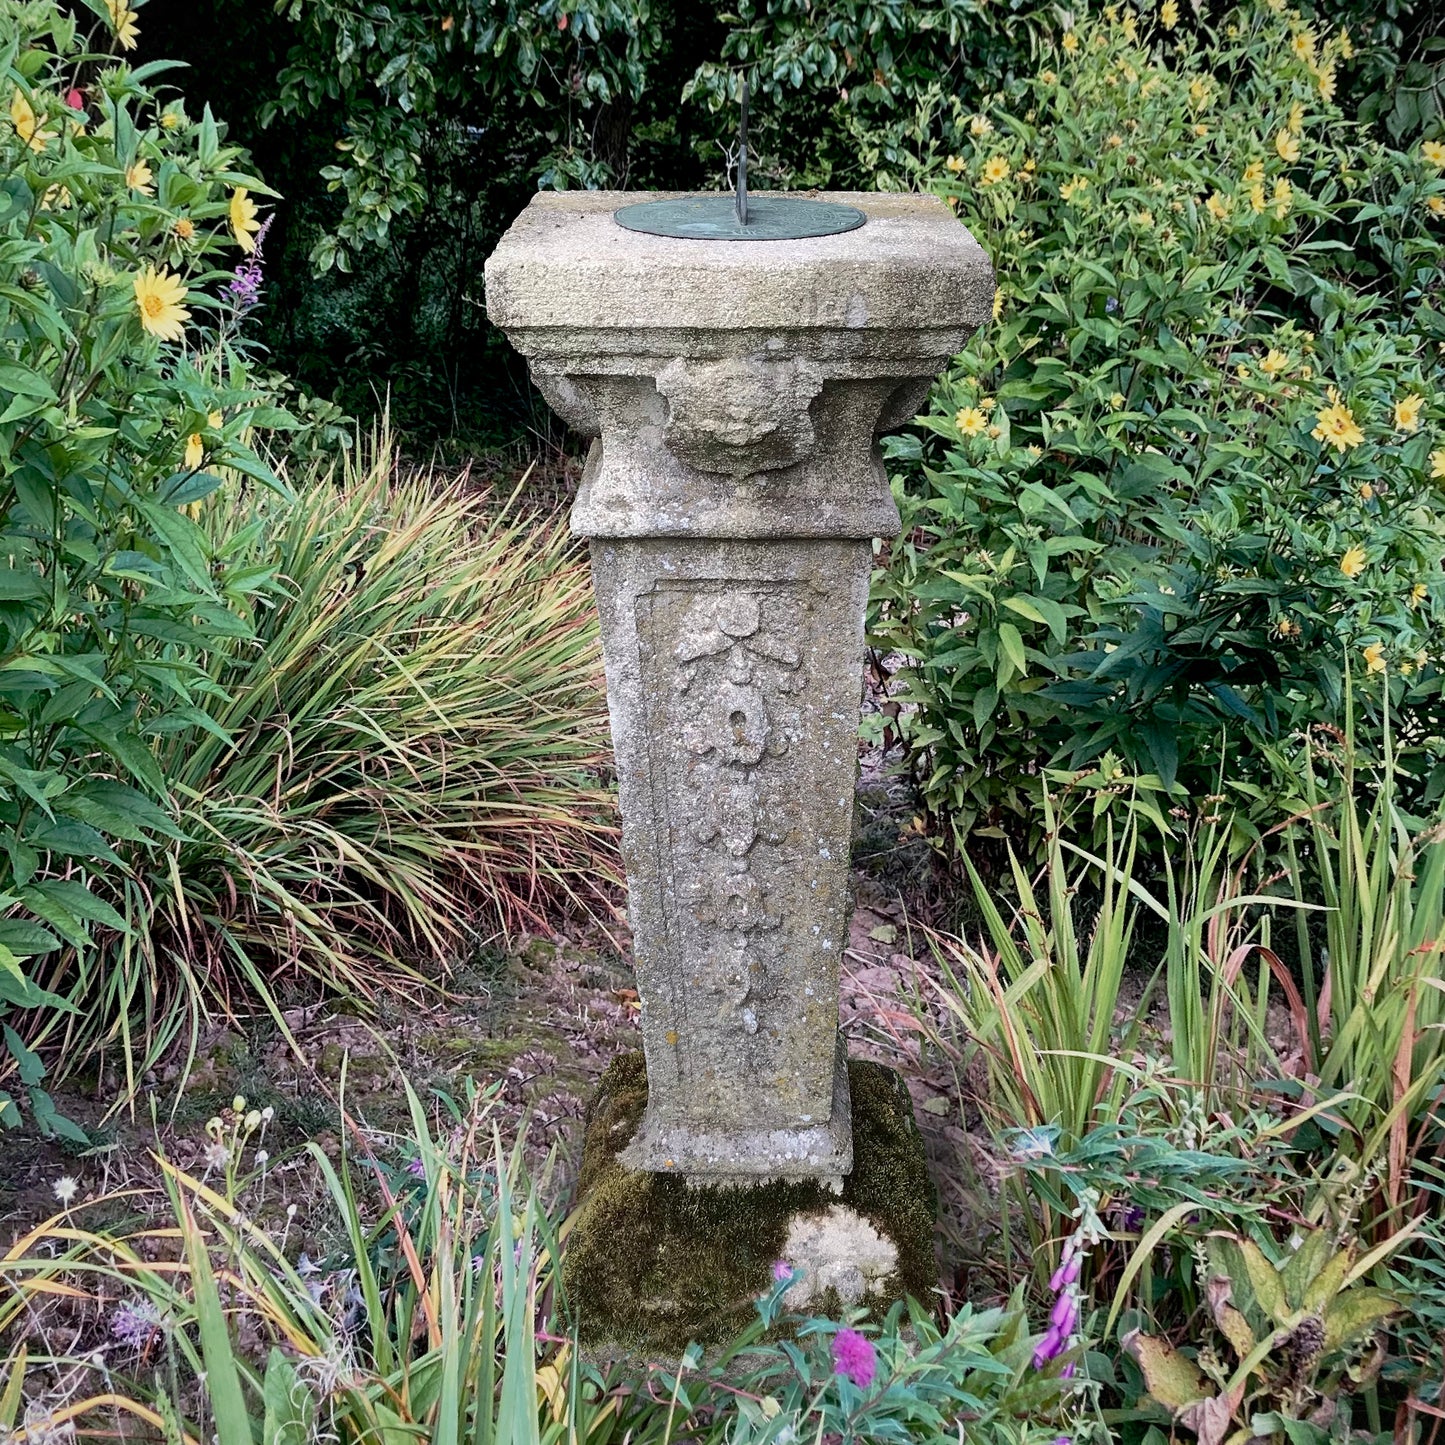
[486,192,993,1184]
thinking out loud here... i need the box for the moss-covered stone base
[563,1052,936,1352]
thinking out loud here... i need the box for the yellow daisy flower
[1317,63,1337,102]
[1431,448,1445,479]
[1427,196,1445,217]
[10,89,55,152]
[1243,159,1264,184]
[980,155,1011,186]
[1288,102,1305,133]
[969,116,993,137]
[1160,0,1178,28]
[229,186,261,254]
[1260,349,1290,376]
[1205,190,1232,221]
[1276,129,1301,163]
[1411,583,1429,606]
[1313,401,1364,452]
[1273,178,1292,218]
[1395,394,1425,432]
[1249,182,1266,213]
[1040,69,1058,85]
[1062,31,1079,52]
[1291,29,1315,63]
[955,407,988,437]
[944,155,964,173]
[1339,545,1368,579]
[184,432,204,470]
[1363,642,1387,673]
[1109,392,1126,410]
[106,0,140,49]
[173,216,195,241]
[1338,27,1354,59]
[1422,140,1445,169]
[126,159,153,195]
[133,265,190,342]
[1060,176,1089,202]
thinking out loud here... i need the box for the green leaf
[1322,1288,1398,1352]
[1236,1237,1291,1325]
[178,1196,254,1445]
[3,1025,45,1086]
[27,1087,89,1145]
[997,621,1027,677]
[0,362,56,400]
[262,1349,312,1445]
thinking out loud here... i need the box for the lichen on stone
[562,1052,936,1351]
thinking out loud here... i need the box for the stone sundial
[485,87,993,1341]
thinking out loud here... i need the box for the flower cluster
[224,213,274,311]
[1033,1233,1084,1374]
[831,1326,878,1388]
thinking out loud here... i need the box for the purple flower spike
[1060,1361,1077,1379]
[1050,1291,1079,1335]
[1049,1253,1082,1291]
[832,1327,877,1388]
[225,216,274,312]
[1032,1324,1066,1369]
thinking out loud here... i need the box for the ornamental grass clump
[870,0,1445,861]
[27,427,619,1092]
[1,1078,1074,1445]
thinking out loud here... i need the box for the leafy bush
[869,0,1445,859]
[685,0,1052,191]
[0,0,287,1129]
[263,0,661,271]
[1126,1229,1402,1445]
[24,431,619,1092]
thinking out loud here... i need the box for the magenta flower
[832,1327,877,1388]
[772,1259,793,1282]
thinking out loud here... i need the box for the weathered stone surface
[484,191,992,1185]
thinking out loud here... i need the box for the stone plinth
[561,1053,937,1351]
[485,192,992,1186]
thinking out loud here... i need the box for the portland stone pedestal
[485,192,993,1344]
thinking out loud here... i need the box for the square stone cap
[484,190,994,336]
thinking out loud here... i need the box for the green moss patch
[562,1052,936,1351]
